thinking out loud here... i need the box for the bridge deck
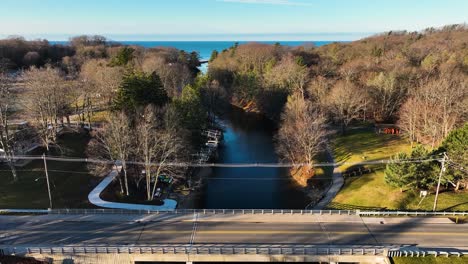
[1,213,467,248]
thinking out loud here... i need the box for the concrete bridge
[1,210,467,264]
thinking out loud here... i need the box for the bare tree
[264,56,309,97]
[81,59,124,105]
[276,93,328,186]
[367,71,408,122]
[398,97,419,147]
[99,111,133,196]
[0,73,18,180]
[306,76,331,110]
[327,81,367,134]
[200,80,227,124]
[70,79,95,128]
[398,72,467,148]
[141,55,191,97]
[22,66,71,151]
[136,105,186,200]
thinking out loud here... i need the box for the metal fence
[0,245,387,256]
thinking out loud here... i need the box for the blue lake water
[115,41,334,61]
[121,41,334,73]
[52,40,335,61]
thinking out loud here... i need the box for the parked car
[154,188,162,198]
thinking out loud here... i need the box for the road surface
[1,213,467,249]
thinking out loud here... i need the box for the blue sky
[0,0,467,41]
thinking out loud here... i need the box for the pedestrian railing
[0,245,387,256]
[1,208,467,216]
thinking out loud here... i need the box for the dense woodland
[0,24,467,201]
[208,24,467,189]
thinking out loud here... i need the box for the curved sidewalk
[88,167,177,211]
[314,146,344,209]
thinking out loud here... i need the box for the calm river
[195,106,309,209]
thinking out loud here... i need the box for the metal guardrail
[1,208,467,216]
[0,245,387,256]
[48,209,468,216]
[388,249,468,258]
[3,246,466,259]
[356,210,468,216]
[47,209,356,215]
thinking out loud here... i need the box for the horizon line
[0,32,374,42]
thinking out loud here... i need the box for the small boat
[205,140,219,148]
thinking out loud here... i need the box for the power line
[6,155,442,168]
[446,161,468,174]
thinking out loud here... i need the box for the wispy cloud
[217,0,314,6]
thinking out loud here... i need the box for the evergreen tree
[385,152,411,192]
[113,71,168,112]
[438,123,468,190]
[385,145,438,191]
[407,145,438,190]
[173,84,207,131]
[109,47,135,66]
[209,50,219,62]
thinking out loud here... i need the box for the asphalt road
[1,215,467,248]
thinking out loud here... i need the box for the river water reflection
[195,106,309,209]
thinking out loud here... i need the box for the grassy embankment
[328,127,468,211]
[70,110,110,123]
[0,132,100,209]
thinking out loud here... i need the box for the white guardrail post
[1,208,467,216]
[0,245,405,257]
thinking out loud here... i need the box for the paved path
[88,167,177,211]
[0,214,466,249]
[314,146,344,209]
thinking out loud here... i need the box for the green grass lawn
[406,191,468,211]
[329,127,468,211]
[333,127,411,171]
[70,110,110,123]
[0,131,101,209]
[391,257,467,264]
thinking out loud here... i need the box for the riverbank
[175,167,212,209]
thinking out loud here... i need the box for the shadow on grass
[0,131,100,209]
[326,202,387,211]
[333,127,404,164]
[442,202,468,211]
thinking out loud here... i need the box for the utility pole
[42,154,53,209]
[433,152,447,212]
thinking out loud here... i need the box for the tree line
[208,24,467,188]
[0,35,212,201]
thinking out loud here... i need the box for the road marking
[189,213,199,244]
[9,230,468,236]
[360,217,379,245]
